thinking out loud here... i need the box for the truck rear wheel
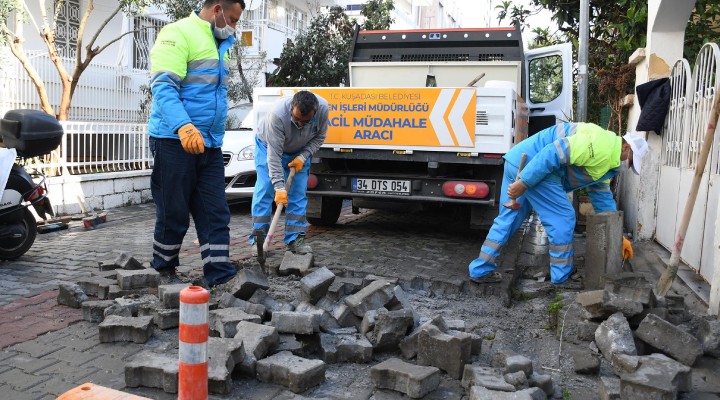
[307,197,342,226]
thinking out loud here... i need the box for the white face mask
[213,8,235,40]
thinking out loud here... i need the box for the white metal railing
[0,48,149,123]
[20,122,152,176]
[662,59,692,168]
[686,43,720,169]
[664,43,720,171]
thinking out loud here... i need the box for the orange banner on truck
[308,88,477,147]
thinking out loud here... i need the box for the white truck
[253,25,573,228]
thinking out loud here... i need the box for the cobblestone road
[0,202,489,399]
[0,201,708,399]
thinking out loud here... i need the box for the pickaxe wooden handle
[503,153,527,210]
[263,167,296,253]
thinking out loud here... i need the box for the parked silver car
[222,128,256,202]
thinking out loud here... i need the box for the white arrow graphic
[429,89,455,146]
[448,89,475,147]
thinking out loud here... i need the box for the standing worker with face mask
[147,0,245,287]
[468,123,648,285]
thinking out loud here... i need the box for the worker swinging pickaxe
[504,153,527,210]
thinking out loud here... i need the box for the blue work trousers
[149,137,236,286]
[469,162,575,283]
[250,136,310,245]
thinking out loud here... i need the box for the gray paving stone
[57,283,88,308]
[99,315,154,343]
[210,308,262,338]
[3,353,57,374]
[635,313,703,366]
[42,345,104,366]
[256,351,326,393]
[226,267,271,300]
[116,269,160,290]
[124,350,179,394]
[0,368,51,392]
[271,311,320,335]
[417,325,471,380]
[371,357,440,398]
[300,267,336,304]
[0,384,40,400]
[8,340,63,358]
[279,251,314,277]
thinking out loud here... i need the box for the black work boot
[158,268,182,285]
[287,234,312,254]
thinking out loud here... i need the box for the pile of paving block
[55,251,570,398]
[568,272,720,399]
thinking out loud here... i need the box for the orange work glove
[622,237,633,260]
[178,123,205,154]
[288,155,305,171]
[274,189,288,207]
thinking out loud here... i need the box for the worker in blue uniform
[469,123,648,284]
[250,90,329,254]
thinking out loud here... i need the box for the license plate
[352,178,411,196]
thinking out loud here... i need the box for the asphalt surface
[0,201,708,399]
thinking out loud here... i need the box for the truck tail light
[442,181,490,199]
[307,174,318,189]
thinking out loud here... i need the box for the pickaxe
[503,153,527,210]
[256,167,296,266]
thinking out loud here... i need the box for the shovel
[256,167,296,266]
[656,93,720,296]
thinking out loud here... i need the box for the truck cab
[254,25,573,228]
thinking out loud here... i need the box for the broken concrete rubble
[54,250,715,399]
[635,313,703,366]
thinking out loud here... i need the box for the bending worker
[469,122,648,284]
[147,0,244,287]
[250,90,329,254]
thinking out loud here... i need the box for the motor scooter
[0,109,63,260]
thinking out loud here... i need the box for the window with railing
[54,0,80,58]
[267,0,282,25]
[242,8,263,23]
[133,16,168,70]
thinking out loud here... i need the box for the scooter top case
[0,109,63,157]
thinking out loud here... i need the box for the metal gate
[656,43,720,283]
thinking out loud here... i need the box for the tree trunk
[41,29,73,120]
[8,40,55,116]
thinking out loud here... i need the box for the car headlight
[238,145,255,160]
